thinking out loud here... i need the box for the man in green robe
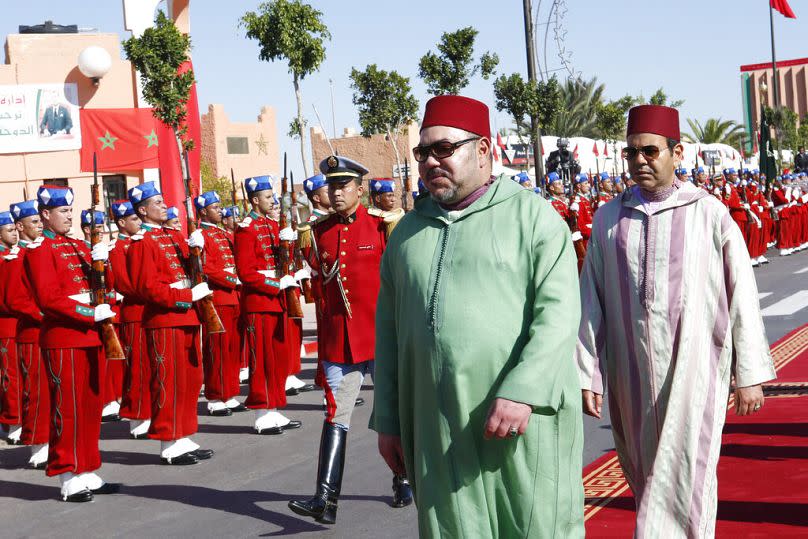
[372,95,585,538]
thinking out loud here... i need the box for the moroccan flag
[497,132,507,151]
[603,143,608,157]
[155,60,202,234]
[759,110,778,182]
[573,143,579,159]
[592,141,599,157]
[771,0,796,18]
[80,109,160,172]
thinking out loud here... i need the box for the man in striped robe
[575,105,776,538]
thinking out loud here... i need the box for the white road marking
[761,291,808,317]
[795,266,808,274]
[758,292,772,301]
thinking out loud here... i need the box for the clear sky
[2,0,805,178]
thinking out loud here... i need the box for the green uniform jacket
[373,176,585,538]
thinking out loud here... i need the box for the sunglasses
[412,137,480,163]
[621,145,670,161]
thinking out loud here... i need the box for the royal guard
[221,206,236,235]
[107,200,151,440]
[304,173,331,220]
[126,181,214,465]
[597,172,616,205]
[234,175,302,435]
[0,211,22,446]
[3,200,49,468]
[746,181,769,265]
[24,185,118,502]
[195,190,247,416]
[164,206,181,230]
[288,156,410,525]
[571,173,593,245]
[545,172,570,220]
[369,178,398,212]
[80,209,124,422]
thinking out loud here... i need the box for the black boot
[288,422,347,524]
[392,474,413,508]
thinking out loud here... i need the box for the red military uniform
[726,185,751,247]
[0,244,21,438]
[2,239,50,450]
[770,186,792,251]
[199,222,241,406]
[234,211,288,412]
[548,195,569,220]
[24,229,109,477]
[572,194,593,242]
[108,233,150,425]
[597,192,615,206]
[127,224,202,442]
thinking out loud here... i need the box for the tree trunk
[387,126,406,210]
[293,74,311,177]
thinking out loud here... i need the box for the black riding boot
[288,421,347,524]
[392,474,413,508]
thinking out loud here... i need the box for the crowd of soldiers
[0,154,410,520]
[512,158,808,269]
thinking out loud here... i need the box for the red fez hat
[420,95,491,139]
[627,105,680,141]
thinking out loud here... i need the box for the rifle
[289,170,314,303]
[230,168,238,213]
[590,168,600,211]
[278,153,304,319]
[90,153,125,360]
[402,157,412,212]
[240,181,249,218]
[565,186,586,274]
[182,151,225,334]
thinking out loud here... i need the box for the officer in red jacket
[571,173,593,243]
[545,172,570,220]
[288,155,409,525]
[0,211,21,446]
[126,181,214,466]
[80,209,124,423]
[24,185,119,502]
[234,175,302,434]
[3,200,48,468]
[195,190,247,416]
[108,200,151,439]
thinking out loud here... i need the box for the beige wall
[744,59,808,128]
[0,32,143,234]
[200,104,280,181]
[310,122,419,209]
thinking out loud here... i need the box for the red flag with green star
[79,108,160,172]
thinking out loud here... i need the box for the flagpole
[768,1,781,109]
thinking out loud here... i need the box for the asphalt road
[1,248,806,538]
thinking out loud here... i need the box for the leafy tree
[547,77,606,137]
[645,88,684,108]
[349,64,419,205]
[241,0,331,176]
[123,10,195,164]
[200,159,231,198]
[493,73,561,147]
[775,107,799,153]
[798,117,808,149]
[418,27,499,95]
[595,95,635,142]
[287,117,308,140]
[683,118,746,149]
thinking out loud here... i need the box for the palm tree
[683,118,746,149]
[546,77,605,138]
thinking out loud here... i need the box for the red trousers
[145,327,202,441]
[103,356,125,404]
[244,312,287,410]
[777,218,793,249]
[286,317,303,377]
[0,336,21,426]
[44,347,103,477]
[19,343,50,445]
[202,304,241,401]
[120,321,151,421]
[238,314,248,370]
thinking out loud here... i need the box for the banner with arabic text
[0,83,82,154]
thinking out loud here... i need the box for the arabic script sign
[0,83,82,154]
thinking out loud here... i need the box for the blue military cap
[0,211,13,226]
[80,210,105,226]
[111,199,135,219]
[724,167,736,175]
[675,167,686,175]
[692,166,704,175]
[752,169,759,174]
[546,172,561,183]
[370,178,395,194]
[303,174,327,194]
[9,200,38,221]
[319,155,369,182]
[128,181,161,206]
[221,207,232,218]
[515,172,530,185]
[742,168,750,175]
[244,175,273,195]
[38,185,74,208]
[533,187,542,195]
[194,190,221,210]
[166,207,179,220]
[227,206,241,219]
[575,173,589,184]
[599,171,609,181]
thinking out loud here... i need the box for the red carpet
[583,325,808,538]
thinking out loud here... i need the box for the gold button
[341,263,346,269]
[341,276,347,281]
[343,226,348,232]
[341,238,346,243]
[344,289,349,294]
[340,251,346,256]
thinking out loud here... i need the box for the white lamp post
[77,46,112,86]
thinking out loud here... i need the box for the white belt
[257,270,275,278]
[169,279,192,290]
[224,267,236,275]
[69,292,91,305]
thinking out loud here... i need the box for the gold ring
[508,427,518,437]
[753,404,761,411]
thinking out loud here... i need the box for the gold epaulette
[368,207,405,237]
[297,213,332,248]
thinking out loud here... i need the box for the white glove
[279,227,298,242]
[91,242,109,262]
[768,201,774,208]
[784,188,792,201]
[724,185,732,195]
[293,265,312,282]
[279,275,299,290]
[740,180,747,187]
[187,229,205,250]
[191,282,213,301]
[569,202,580,212]
[115,292,124,302]
[742,203,750,210]
[712,187,721,195]
[570,231,583,242]
[802,194,808,204]
[93,303,115,322]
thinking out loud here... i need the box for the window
[102,175,127,205]
[227,137,249,154]
[43,178,68,187]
